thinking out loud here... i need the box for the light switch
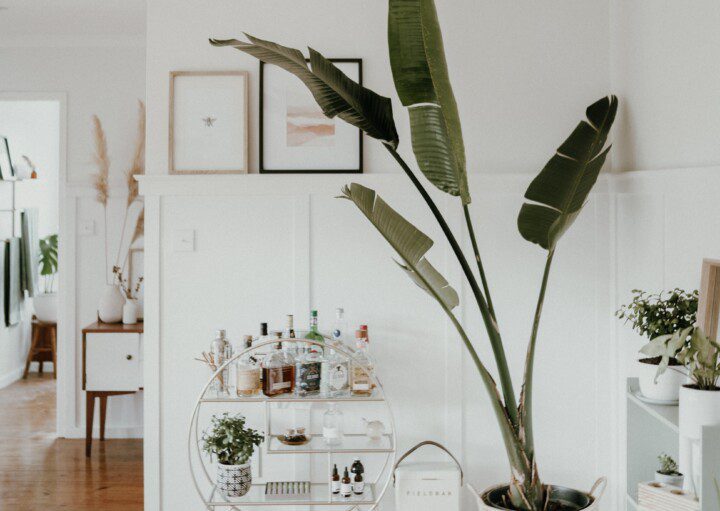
[78,219,95,236]
[174,229,195,252]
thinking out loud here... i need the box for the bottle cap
[336,307,344,316]
[260,322,268,335]
[216,329,226,338]
[274,331,283,338]
[311,310,318,317]
[243,335,253,348]
[286,314,294,325]
[360,325,368,331]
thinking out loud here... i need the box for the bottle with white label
[322,403,343,446]
[321,347,350,397]
[331,464,340,495]
[236,336,261,396]
[351,329,374,396]
[341,467,352,498]
[261,342,295,397]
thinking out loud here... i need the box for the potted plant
[210,1,616,509]
[617,289,697,402]
[655,453,683,487]
[33,234,58,323]
[201,413,264,498]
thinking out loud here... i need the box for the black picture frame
[0,137,13,180]
[259,58,363,174]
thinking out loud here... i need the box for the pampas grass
[92,115,109,206]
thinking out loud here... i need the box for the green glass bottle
[304,310,325,351]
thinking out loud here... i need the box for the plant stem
[103,206,110,285]
[519,249,555,459]
[463,203,496,321]
[384,144,519,426]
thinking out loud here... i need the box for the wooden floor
[0,374,143,510]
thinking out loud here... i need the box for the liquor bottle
[341,467,352,498]
[350,458,364,477]
[351,329,374,396]
[304,310,325,351]
[322,403,343,446]
[353,471,364,495]
[236,336,261,396]
[210,329,232,395]
[331,307,348,347]
[321,346,350,397]
[331,464,340,495]
[296,348,322,396]
[283,314,298,355]
[262,342,296,396]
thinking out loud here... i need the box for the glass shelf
[267,434,393,454]
[207,482,376,507]
[200,390,383,403]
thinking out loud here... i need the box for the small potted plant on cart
[655,453,683,487]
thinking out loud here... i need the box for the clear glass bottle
[331,307,348,347]
[283,314,297,356]
[322,403,343,446]
[304,310,325,351]
[262,342,296,397]
[236,335,261,397]
[253,322,272,363]
[321,346,350,397]
[210,329,232,395]
[351,328,374,396]
[295,348,322,396]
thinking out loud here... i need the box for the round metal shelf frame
[188,338,397,510]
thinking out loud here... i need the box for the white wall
[0,46,146,437]
[610,0,720,171]
[0,100,61,388]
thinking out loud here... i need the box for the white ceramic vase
[217,462,252,497]
[654,471,684,488]
[637,359,685,401]
[33,292,57,323]
[122,299,138,325]
[98,285,125,323]
[679,385,720,494]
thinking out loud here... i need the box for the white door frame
[0,92,69,436]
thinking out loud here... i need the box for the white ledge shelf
[200,390,384,404]
[626,378,679,433]
[266,434,393,454]
[206,482,376,507]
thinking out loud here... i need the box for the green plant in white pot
[618,289,697,402]
[202,413,264,497]
[33,234,58,323]
[655,453,683,487]
[210,2,616,509]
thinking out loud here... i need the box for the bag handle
[392,440,463,486]
[589,477,607,500]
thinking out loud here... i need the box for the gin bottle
[351,328,374,396]
[304,309,325,350]
[321,346,350,397]
[236,336,261,396]
[283,314,297,355]
[295,348,322,396]
[210,329,232,395]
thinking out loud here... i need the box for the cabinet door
[86,333,141,391]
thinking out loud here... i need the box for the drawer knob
[126,354,133,360]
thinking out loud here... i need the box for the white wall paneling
[140,172,617,511]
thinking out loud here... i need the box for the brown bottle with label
[341,467,352,498]
[262,342,296,396]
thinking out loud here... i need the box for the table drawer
[86,333,141,391]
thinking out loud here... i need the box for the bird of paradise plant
[211,1,617,509]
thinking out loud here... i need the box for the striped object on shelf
[637,481,699,511]
[264,481,311,500]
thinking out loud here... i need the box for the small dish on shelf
[633,389,678,406]
[277,428,310,446]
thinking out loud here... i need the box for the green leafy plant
[616,289,698,340]
[657,453,681,476]
[38,234,58,294]
[201,413,263,465]
[211,2,617,509]
[649,326,720,390]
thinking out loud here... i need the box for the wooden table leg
[23,327,40,379]
[99,395,108,442]
[51,325,57,380]
[85,392,95,457]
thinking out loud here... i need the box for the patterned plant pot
[217,462,252,497]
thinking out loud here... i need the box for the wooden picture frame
[169,71,249,174]
[697,258,720,340]
[259,59,363,174]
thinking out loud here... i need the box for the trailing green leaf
[339,183,458,310]
[518,96,618,250]
[388,0,469,203]
[210,35,399,148]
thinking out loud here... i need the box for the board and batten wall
[139,173,615,510]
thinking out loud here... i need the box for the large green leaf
[339,183,458,309]
[210,35,399,148]
[388,0,469,203]
[518,96,618,250]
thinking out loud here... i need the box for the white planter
[472,478,605,510]
[98,285,125,323]
[217,462,252,497]
[679,385,720,493]
[33,293,57,323]
[654,471,684,488]
[637,358,685,402]
[122,299,138,325]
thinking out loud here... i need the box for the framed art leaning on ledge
[169,70,249,174]
[259,59,363,174]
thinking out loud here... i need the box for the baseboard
[0,366,23,390]
[61,425,143,439]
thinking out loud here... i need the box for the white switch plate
[78,218,95,236]
[174,229,195,252]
